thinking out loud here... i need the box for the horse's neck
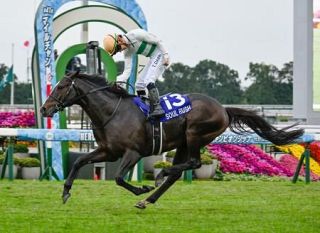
[79,89,117,127]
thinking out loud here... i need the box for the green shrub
[219,173,290,182]
[166,150,176,158]
[14,157,22,165]
[14,144,29,153]
[153,161,172,169]
[277,115,289,122]
[200,147,208,154]
[18,157,40,167]
[0,155,21,165]
[200,154,213,165]
[200,147,218,160]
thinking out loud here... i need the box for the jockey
[103,28,170,118]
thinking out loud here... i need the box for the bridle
[47,76,141,127]
[48,76,119,113]
[48,77,78,112]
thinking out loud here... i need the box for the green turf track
[0,180,320,233]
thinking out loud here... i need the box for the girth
[151,121,163,155]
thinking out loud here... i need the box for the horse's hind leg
[114,149,154,195]
[154,137,201,187]
[62,148,106,204]
[135,146,196,209]
[154,146,188,187]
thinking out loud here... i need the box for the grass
[0,180,320,233]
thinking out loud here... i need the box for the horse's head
[40,72,79,117]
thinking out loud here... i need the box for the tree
[0,82,33,104]
[0,64,7,79]
[15,83,33,104]
[244,63,278,104]
[157,63,193,94]
[190,60,243,104]
[0,63,32,104]
[273,62,293,104]
[157,60,243,104]
[244,62,293,104]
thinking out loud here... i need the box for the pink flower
[0,111,36,128]
[207,144,292,177]
[279,155,320,181]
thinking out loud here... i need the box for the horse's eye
[57,85,67,90]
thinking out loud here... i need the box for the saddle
[133,93,192,154]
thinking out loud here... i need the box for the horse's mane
[75,72,135,98]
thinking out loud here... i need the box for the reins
[49,77,127,128]
[60,85,110,109]
[92,96,122,129]
[66,85,123,129]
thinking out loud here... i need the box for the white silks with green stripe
[136,41,157,57]
[117,28,169,90]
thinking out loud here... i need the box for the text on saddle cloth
[133,93,192,121]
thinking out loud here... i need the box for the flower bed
[207,144,292,177]
[278,154,320,181]
[277,144,320,176]
[310,141,320,164]
[0,111,35,128]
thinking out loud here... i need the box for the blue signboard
[34,0,147,179]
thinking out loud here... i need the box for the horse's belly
[162,119,185,149]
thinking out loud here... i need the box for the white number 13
[163,94,186,110]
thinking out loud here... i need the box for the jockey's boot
[137,90,146,98]
[147,83,165,119]
[137,90,148,102]
[137,90,146,97]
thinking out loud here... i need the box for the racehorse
[40,72,304,209]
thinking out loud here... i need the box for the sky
[0,0,293,87]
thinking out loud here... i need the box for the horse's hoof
[62,193,71,204]
[134,200,150,209]
[142,185,155,192]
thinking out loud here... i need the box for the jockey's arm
[117,52,132,86]
[135,30,170,65]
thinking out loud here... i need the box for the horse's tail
[225,107,304,145]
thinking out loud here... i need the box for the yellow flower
[276,144,320,176]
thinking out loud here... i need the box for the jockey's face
[117,35,129,51]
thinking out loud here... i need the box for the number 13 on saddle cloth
[133,93,192,122]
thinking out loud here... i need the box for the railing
[0,104,34,112]
[0,128,318,183]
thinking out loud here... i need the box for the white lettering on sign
[80,132,94,141]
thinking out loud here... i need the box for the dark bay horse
[40,72,304,209]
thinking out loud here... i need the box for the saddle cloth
[133,93,192,122]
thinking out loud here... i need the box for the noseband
[48,77,79,112]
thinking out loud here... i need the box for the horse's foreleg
[62,149,106,204]
[114,150,154,195]
[135,172,182,209]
